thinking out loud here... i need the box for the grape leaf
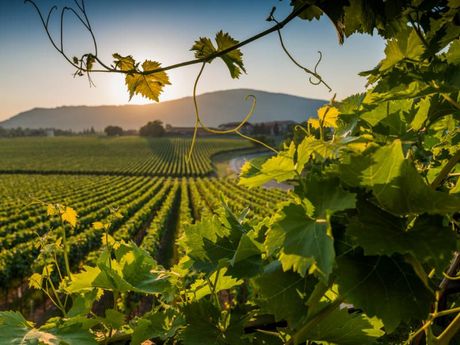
[215,31,246,78]
[297,302,385,344]
[274,203,335,279]
[188,268,242,301]
[446,38,460,65]
[411,96,431,130]
[191,37,216,59]
[348,201,456,273]
[340,140,460,215]
[302,177,356,218]
[337,254,433,332]
[125,60,171,102]
[0,312,97,345]
[239,142,296,187]
[66,244,170,294]
[379,27,425,71]
[62,206,77,227]
[183,215,240,273]
[104,309,125,329]
[113,53,135,71]
[308,105,339,129]
[181,300,248,345]
[131,310,184,345]
[191,31,246,78]
[252,261,312,327]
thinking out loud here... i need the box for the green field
[0,137,286,296]
[0,137,252,176]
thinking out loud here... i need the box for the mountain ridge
[0,89,327,131]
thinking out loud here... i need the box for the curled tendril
[308,51,323,86]
[294,124,310,136]
[187,63,278,163]
[25,0,111,82]
[271,14,332,92]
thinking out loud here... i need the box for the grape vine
[1,1,459,344]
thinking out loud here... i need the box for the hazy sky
[0,0,385,121]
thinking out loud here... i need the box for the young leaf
[215,31,246,78]
[239,142,296,187]
[125,60,171,102]
[113,53,135,71]
[62,206,77,227]
[191,31,246,78]
[308,105,339,129]
[191,37,216,59]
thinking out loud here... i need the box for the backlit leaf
[125,60,171,102]
[62,206,77,227]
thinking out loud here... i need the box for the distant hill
[0,89,327,131]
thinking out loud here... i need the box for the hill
[0,89,327,131]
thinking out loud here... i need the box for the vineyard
[0,136,284,307]
[2,0,460,344]
[0,137,252,176]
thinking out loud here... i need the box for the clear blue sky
[0,0,385,120]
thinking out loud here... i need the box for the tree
[8,1,460,345]
[104,125,123,136]
[139,120,165,137]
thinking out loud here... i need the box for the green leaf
[125,60,171,102]
[348,201,456,273]
[252,261,312,327]
[0,312,97,345]
[303,177,356,218]
[67,243,170,294]
[49,323,98,345]
[183,215,239,273]
[337,254,433,332]
[230,233,263,265]
[215,31,246,79]
[0,311,35,344]
[446,38,460,65]
[131,310,184,345]
[191,37,216,59]
[191,31,246,79]
[298,303,385,344]
[104,309,125,329]
[181,300,248,345]
[379,27,425,71]
[188,268,242,301]
[67,290,101,317]
[291,0,323,20]
[274,203,335,279]
[411,96,431,131]
[340,140,460,215]
[239,142,296,187]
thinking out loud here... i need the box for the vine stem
[442,94,460,111]
[430,150,460,189]
[437,312,460,345]
[61,225,72,279]
[26,0,319,76]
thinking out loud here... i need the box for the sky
[0,0,386,121]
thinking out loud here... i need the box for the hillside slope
[0,89,327,131]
